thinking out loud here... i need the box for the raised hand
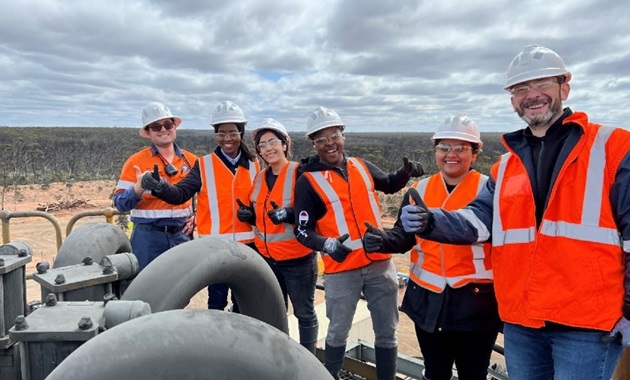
[267,200,295,225]
[362,222,384,253]
[322,233,352,263]
[400,187,430,234]
[402,156,424,177]
[236,198,255,224]
[140,164,166,192]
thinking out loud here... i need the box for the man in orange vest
[114,102,197,271]
[294,106,424,380]
[399,45,630,379]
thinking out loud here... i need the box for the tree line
[0,126,507,186]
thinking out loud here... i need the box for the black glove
[402,157,424,177]
[322,234,352,263]
[400,187,431,234]
[362,222,383,253]
[236,198,255,224]
[141,165,166,192]
[267,200,295,225]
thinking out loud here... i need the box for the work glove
[322,234,352,263]
[236,198,255,224]
[400,187,431,235]
[609,316,630,347]
[362,222,384,253]
[402,157,425,178]
[141,165,166,192]
[267,200,295,225]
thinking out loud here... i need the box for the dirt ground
[2,180,506,372]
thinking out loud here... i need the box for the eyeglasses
[510,79,558,97]
[313,132,343,147]
[215,131,241,140]
[435,143,473,154]
[146,120,175,132]
[257,138,282,150]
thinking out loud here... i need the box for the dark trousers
[415,326,498,380]
[207,283,239,312]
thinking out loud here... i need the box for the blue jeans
[503,322,623,380]
[264,253,318,346]
[130,225,190,271]
[323,259,399,348]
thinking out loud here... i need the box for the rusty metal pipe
[46,309,332,380]
[121,237,288,334]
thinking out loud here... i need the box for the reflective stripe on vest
[200,154,256,241]
[251,162,298,244]
[410,172,492,291]
[494,126,620,247]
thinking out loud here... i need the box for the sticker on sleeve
[299,211,309,226]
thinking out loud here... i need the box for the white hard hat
[305,106,345,138]
[140,102,181,138]
[505,45,572,90]
[250,118,290,142]
[432,113,483,148]
[211,100,247,126]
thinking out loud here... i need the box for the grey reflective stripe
[347,158,383,229]
[254,227,295,243]
[415,178,429,198]
[582,126,614,225]
[253,162,298,244]
[540,220,620,246]
[309,169,368,250]
[492,153,511,246]
[456,209,491,242]
[410,260,447,290]
[198,231,254,240]
[116,180,134,189]
[202,155,221,236]
[477,174,489,193]
[250,169,265,203]
[624,240,630,253]
[131,206,193,219]
[248,161,258,182]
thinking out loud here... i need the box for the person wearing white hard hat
[363,113,501,380]
[234,118,319,354]
[141,100,260,313]
[293,106,425,379]
[113,101,197,271]
[395,45,630,379]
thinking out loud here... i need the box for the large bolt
[82,257,93,266]
[0,258,4,266]
[78,317,93,330]
[18,248,28,257]
[102,264,114,275]
[14,315,29,331]
[54,274,66,284]
[36,262,50,274]
[45,293,58,307]
[103,293,117,305]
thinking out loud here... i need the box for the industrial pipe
[53,222,132,268]
[46,309,332,380]
[121,237,288,333]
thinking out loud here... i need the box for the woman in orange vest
[235,118,319,354]
[364,114,501,380]
[141,100,260,312]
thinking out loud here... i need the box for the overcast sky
[2,0,629,134]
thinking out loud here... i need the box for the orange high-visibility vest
[250,162,312,260]
[196,152,260,242]
[302,157,390,274]
[491,112,630,330]
[115,147,197,220]
[410,171,492,292]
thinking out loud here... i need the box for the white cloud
[1,0,629,134]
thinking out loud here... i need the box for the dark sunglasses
[146,120,175,132]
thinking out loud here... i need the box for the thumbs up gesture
[267,200,295,225]
[400,187,431,234]
[236,198,255,224]
[140,164,166,192]
[322,234,352,263]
